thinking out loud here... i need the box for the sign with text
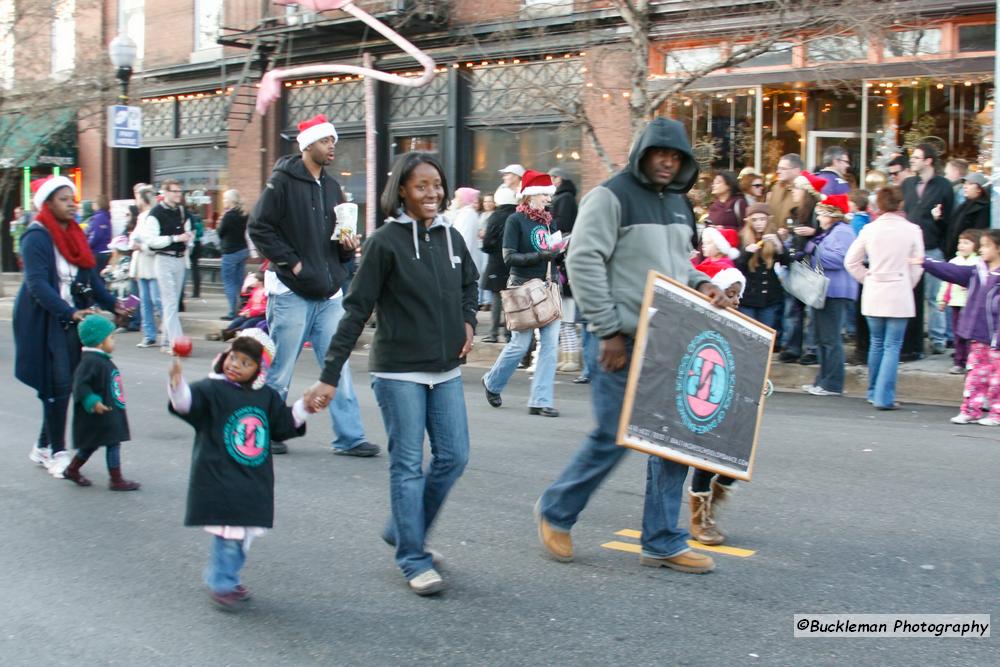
[616,273,776,481]
[107,105,142,148]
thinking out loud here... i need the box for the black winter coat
[902,174,954,252]
[551,179,578,234]
[481,204,515,292]
[217,208,249,255]
[248,155,353,299]
[943,195,991,259]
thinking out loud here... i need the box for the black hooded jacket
[551,178,578,234]
[248,155,353,299]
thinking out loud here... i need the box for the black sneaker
[271,441,288,455]
[481,335,499,343]
[334,442,380,457]
[482,377,502,408]
[798,353,818,366]
[778,351,799,363]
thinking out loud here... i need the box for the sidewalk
[0,271,963,405]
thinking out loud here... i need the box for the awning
[0,109,77,168]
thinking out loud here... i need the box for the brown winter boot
[63,455,92,487]
[108,467,141,491]
[689,490,724,546]
[561,350,581,373]
[708,479,737,541]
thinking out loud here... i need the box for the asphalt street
[0,328,996,666]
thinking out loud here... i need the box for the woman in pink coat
[845,187,924,410]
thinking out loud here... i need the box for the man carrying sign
[534,118,732,573]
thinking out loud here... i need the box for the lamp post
[108,33,137,200]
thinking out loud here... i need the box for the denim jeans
[265,290,367,451]
[154,254,186,345]
[372,376,469,579]
[781,295,816,356]
[866,316,907,407]
[137,278,162,343]
[739,303,783,331]
[811,298,850,392]
[924,248,948,346]
[579,322,599,380]
[220,248,249,317]
[204,536,246,594]
[483,318,560,408]
[539,340,690,558]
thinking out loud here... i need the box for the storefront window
[735,43,793,69]
[326,136,367,233]
[883,29,942,58]
[670,89,759,172]
[806,35,867,62]
[959,24,994,53]
[664,47,722,74]
[392,135,438,158]
[152,145,228,222]
[468,125,582,193]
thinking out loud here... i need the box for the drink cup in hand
[333,203,358,242]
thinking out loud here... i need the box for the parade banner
[616,272,776,481]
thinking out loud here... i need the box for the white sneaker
[808,385,842,396]
[801,384,815,393]
[977,417,1000,426]
[408,568,445,596]
[950,413,976,425]
[45,450,72,479]
[136,339,157,348]
[29,445,53,466]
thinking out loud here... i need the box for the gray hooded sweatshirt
[566,118,710,338]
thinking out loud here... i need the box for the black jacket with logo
[320,216,479,387]
[72,351,131,450]
[248,155,353,299]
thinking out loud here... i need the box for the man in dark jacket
[480,187,517,342]
[248,114,379,458]
[902,142,955,355]
[548,168,578,234]
[534,118,731,574]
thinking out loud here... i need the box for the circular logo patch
[109,369,126,409]
[223,406,270,467]
[675,330,735,434]
[530,225,551,251]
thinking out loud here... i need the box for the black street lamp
[108,33,137,200]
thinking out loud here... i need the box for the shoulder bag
[501,262,562,331]
[784,259,829,309]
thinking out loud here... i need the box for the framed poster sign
[616,272,776,481]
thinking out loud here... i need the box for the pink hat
[455,187,480,207]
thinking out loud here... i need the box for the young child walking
[168,329,312,610]
[938,229,982,374]
[60,315,140,490]
[920,229,1000,426]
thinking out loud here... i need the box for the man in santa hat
[249,114,379,457]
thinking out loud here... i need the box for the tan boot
[689,490,724,546]
[556,350,568,372]
[561,350,581,373]
[640,549,715,573]
[708,479,736,540]
[534,499,573,562]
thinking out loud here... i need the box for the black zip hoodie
[248,154,352,299]
[319,213,479,387]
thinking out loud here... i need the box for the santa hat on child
[519,170,556,196]
[234,328,277,390]
[296,114,338,151]
[712,267,746,298]
[31,175,77,210]
[815,193,850,218]
[702,226,741,260]
[792,172,828,197]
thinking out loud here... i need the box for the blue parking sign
[107,105,142,148]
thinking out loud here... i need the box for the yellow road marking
[609,530,756,558]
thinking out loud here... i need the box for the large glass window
[119,0,145,67]
[392,135,439,159]
[734,43,793,69]
[664,47,722,74]
[195,0,223,52]
[806,35,867,62]
[51,0,75,75]
[668,89,759,172]
[325,136,368,234]
[468,125,582,194]
[959,24,994,53]
[883,29,941,58]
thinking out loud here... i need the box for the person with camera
[14,176,125,478]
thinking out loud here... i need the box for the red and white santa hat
[792,172,828,197]
[519,170,555,196]
[31,175,76,210]
[712,267,746,298]
[815,193,850,218]
[702,226,741,260]
[296,113,338,151]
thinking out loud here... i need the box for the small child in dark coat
[60,315,140,490]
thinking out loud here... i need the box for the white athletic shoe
[29,446,53,467]
[950,413,976,425]
[977,417,1000,427]
[408,569,445,596]
[46,451,72,479]
[808,385,842,397]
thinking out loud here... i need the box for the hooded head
[626,118,699,194]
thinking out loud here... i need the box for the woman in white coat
[452,187,485,303]
[128,185,162,347]
[845,186,924,410]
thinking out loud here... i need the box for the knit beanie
[78,314,115,348]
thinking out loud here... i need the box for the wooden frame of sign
[616,272,776,481]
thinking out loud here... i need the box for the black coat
[736,245,790,308]
[551,179,578,234]
[72,351,130,449]
[902,174,954,252]
[217,208,249,255]
[944,195,991,259]
[248,155,352,299]
[481,203,515,292]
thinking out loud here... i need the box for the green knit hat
[78,315,115,348]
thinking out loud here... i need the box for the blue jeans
[924,248,948,346]
[266,291,366,451]
[220,249,249,317]
[137,277,162,342]
[483,318,560,408]
[579,323,598,380]
[371,376,469,579]
[781,295,816,356]
[539,340,690,558]
[866,316,907,407]
[811,298,850,392]
[739,303,783,331]
[204,536,246,594]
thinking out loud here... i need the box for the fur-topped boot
[689,490,724,545]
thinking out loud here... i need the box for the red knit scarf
[35,203,95,269]
[516,202,552,226]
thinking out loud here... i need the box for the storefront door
[807,131,876,183]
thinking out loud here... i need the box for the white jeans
[154,254,186,346]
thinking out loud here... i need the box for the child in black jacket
[60,315,140,490]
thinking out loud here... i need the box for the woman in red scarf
[13,176,122,478]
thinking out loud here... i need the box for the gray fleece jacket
[566,118,710,338]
